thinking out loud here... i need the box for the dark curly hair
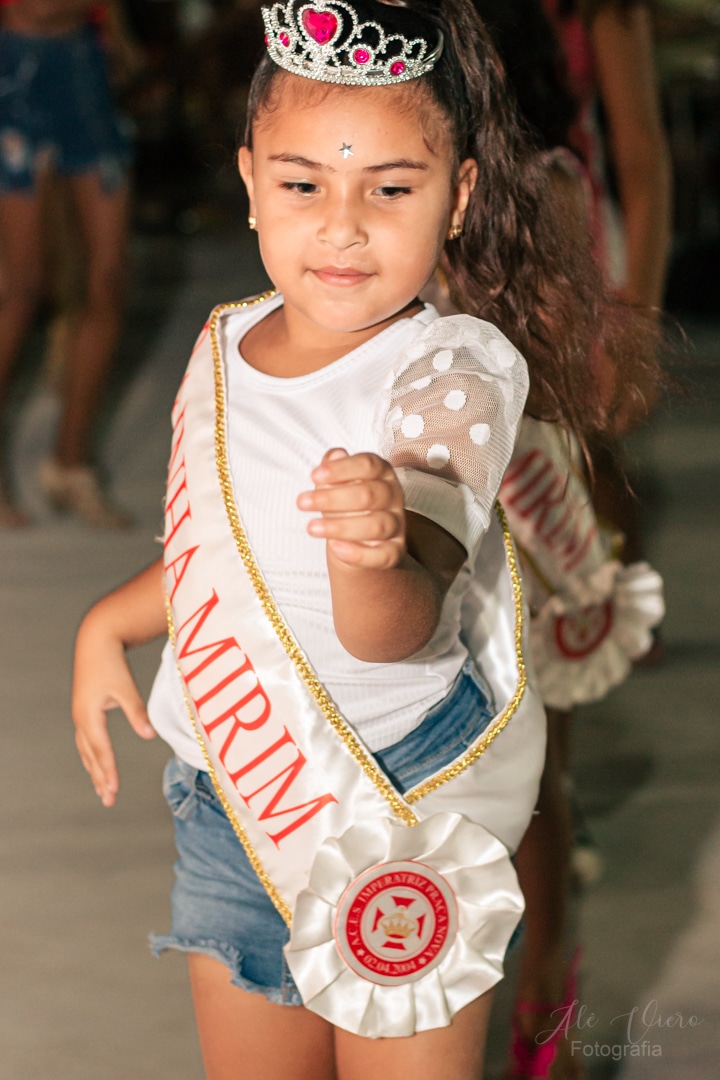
[243,0,662,440]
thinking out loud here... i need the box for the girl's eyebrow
[268,153,429,173]
[269,153,330,171]
[364,159,429,173]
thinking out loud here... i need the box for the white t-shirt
[149,295,528,767]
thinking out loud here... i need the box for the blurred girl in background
[0,0,133,526]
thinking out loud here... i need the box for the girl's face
[239,76,476,339]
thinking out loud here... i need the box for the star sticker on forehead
[339,143,354,159]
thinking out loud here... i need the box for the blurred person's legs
[43,175,84,393]
[510,710,583,1080]
[38,168,132,527]
[0,22,133,525]
[53,173,127,467]
[0,184,46,524]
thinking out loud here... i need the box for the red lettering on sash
[502,448,540,488]
[175,598,337,843]
[527,475,566,532]
[165,465,192,548]
[228,726,295,784]
[164,380,339,845]
[561,523,598,572]
[195,655,254,707]
[176,591,272,730]
[176,591,242,680]
[171,376,189,423]
[190,321,210,357]
[203,681,271,733]
[542,504,573,546]
[502,452,553,506]
[236,741,338,847]
[502,448,598,574]
[168,402,187,477]
[202,694,277,772]
[165,545,199,602]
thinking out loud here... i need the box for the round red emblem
[554,600,614,659]
[333,860,457,986]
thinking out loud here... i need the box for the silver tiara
[261,0,444,86]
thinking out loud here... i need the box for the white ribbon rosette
[530,561,665,710]
[284,812,524,1038]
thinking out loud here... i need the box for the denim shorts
[0,26,131,193]
[150,660,495,1006]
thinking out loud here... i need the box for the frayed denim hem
[149,933,303,1007]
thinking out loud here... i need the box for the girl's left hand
[297,448,406,570]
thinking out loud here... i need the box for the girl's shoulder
[379,312,531,554]
[396,311,529,392]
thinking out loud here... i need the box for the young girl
[71,1,634,1076]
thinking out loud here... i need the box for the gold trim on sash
[207,298,527,813]
[405,504,526,802]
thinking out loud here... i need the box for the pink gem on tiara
[302,8,338,45]
[261,1,443,87]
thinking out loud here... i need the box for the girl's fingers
[308,509,401,542]
[328,538,404,570]
[311,451,391,486]
[75,719,119,806]
[121,685,156,740]
[298,479,397,514]
[322,447,349,464]
[302,451,407,561]
[73,680,151,806]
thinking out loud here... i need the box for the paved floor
[1,227,718,1079]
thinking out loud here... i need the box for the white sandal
[38,459,133,529]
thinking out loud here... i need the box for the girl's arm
[590,2,672,309]
[298,449,466,663]
[72,558,167,807]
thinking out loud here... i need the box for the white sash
[163,298,546,1036]
[500,418,664,708]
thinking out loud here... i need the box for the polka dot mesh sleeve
[381,314,529,557]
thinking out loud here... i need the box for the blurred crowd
[16,0,714,247]
[1,2,717,246]
[0,0,717,529]
[122,1,720,263]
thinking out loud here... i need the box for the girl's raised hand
[72,609,156,807]
[298,448,406,570]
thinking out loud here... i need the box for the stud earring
[248,216,257,231]
[447,223,463,240]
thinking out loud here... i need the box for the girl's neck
[240,298,423,379]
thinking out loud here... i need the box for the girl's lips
[312,267,372,286]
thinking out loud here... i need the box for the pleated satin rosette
[284,812,524,1037]
[530,561,665,710]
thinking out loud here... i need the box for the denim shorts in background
[0,26,131,193]
[150,660,496,1006]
